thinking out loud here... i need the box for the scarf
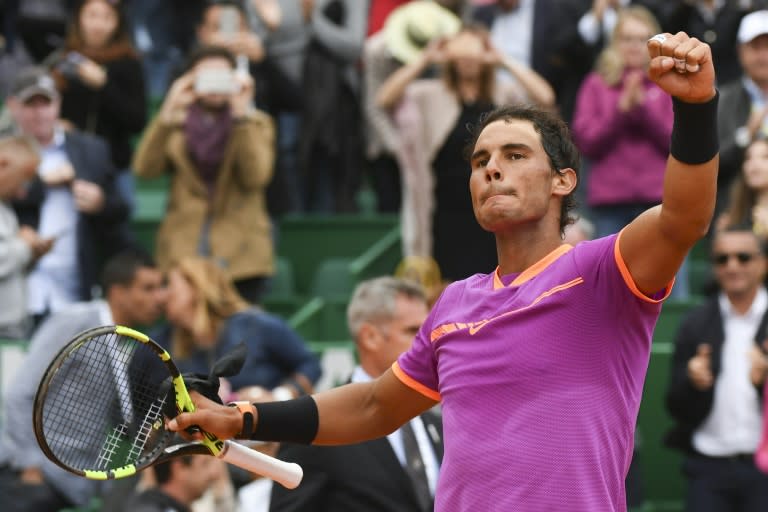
[184,102,234,196]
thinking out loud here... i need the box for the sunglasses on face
[712,252,760,266]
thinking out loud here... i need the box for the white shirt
[351,366,440,495]
[577,0,630,45]
[490,0,534,82]
[237,478,272,512]
[692,288,767,456]
[26,127,80,315]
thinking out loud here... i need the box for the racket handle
[219,440,303,489]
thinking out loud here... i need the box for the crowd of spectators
[0,0,767,510]
[1,0,767,288]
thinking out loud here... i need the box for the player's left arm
[620,32,718,296]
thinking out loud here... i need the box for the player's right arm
[169,368,438,445]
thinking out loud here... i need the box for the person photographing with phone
[133,45,276,305]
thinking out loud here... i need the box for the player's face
[743,140,768,192]
[712,231,767,298]
[469,119,568,234]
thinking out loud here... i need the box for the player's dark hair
[154,455,194,485]
[464,104,581,235]
[100,249,156,292]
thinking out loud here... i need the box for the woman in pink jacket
[572,6,673,239]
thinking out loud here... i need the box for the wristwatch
[735,126,751,148]
[227,401,256,439]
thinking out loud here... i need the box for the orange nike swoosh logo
[431,277,585,341]
[468,320,490,335]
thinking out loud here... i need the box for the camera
[56,52,85,80]
[194,68,238,95]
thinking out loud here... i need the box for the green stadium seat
[266,257,296,299]
[262,258,304,319]
[310,258,357,300]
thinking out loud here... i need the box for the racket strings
[39,332,173,472]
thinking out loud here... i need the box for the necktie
[400,420,433,511]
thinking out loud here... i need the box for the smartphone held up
[194,68,239,96]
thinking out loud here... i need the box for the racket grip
[219,440,303,489]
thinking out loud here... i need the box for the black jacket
[269,411,444,512]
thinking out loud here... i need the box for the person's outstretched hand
[167,391,243,441]
[647,32,716,104]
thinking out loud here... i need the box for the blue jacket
[154,308,322,391]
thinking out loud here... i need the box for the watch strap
[227,401,256,439]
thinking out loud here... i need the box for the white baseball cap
[737,10,768,44]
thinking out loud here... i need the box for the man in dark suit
[666,225,768,512]
[4,66,132,327]
[269,276,443,512]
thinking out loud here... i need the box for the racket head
[33,325,191,479]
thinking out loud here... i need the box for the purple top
[572,71,673,207]
[395,234,670,511]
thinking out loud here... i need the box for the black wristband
[670,91,719,165]
[252,395,319,444]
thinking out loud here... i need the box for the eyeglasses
[712,252,761,266]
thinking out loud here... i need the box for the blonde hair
[0,134,40,157]
[394,255,446,307]
[171,257,250,358]
[595,6,661,86]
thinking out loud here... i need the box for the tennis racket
[33,325,303,489]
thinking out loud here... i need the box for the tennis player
[170,31,718,511]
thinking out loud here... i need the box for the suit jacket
[717,80,752,194]
[664,293,768,453]
[269,412,444,512]
[12,128,132,300]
